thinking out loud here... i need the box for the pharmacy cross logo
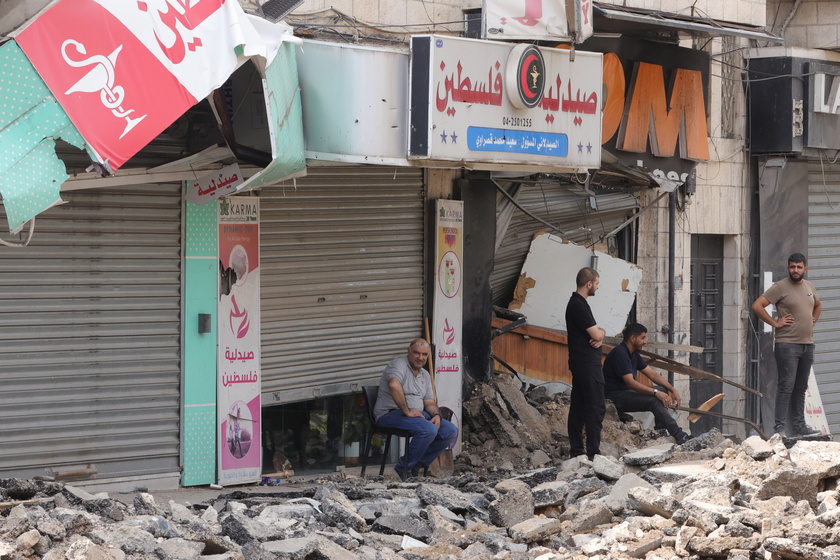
[61,39,148,140]
[513,45,544,109]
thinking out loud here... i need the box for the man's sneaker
[793,426,820,436]
[676,433,692,445]
[395,467,421,481]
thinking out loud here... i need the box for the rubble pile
[0,377,839,559]
[460,373,671,470]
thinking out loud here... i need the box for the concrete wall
[768,0,840,48]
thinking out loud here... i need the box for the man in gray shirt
[752,252,822,436]
[373,338,457,480]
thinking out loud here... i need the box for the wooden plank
[491,318,761,397]
[687,393,725,422]
[603,335,704,354]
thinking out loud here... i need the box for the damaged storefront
[483,1,782,441]
[748,48,840,437]
[255,40,429,475]
[0,0,306,487]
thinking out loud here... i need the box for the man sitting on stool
[373,338,458,480]
[603,323,691,445]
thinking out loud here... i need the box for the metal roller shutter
[808,158,840,436]
[0,184,182,480]
[492,182,639,307]
[260,166,425,405]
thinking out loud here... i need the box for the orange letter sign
[617,61,710,161]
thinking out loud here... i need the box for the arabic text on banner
[432,199,464,455]
[218,197,261,485]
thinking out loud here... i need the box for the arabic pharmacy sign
[186,164,244,205]
[432,199,464,454]
[409,35,602,171]
[16,0,291,171]
[218,197,261,485]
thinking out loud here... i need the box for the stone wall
[769,0,840,48]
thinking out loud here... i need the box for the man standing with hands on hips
[565,267,606,460]
[751,253,822,437]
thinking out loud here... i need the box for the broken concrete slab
[593,454,624,481]
[489,479,534,527]
[627,487,680,518]
[568,504,613,534]
[494,373,554,447]
[508,517,565,543]
[789,441,840,478]
[689,536,761,557]
[644,461,719,483]
[741,435,774,460]
[754,466,819,507]
[623,445,674,466]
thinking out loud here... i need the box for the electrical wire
[491,178,567,236]
[818,150,840,211]
[0,217,35,248]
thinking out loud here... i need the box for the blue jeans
[375,410,458,473]
[774,342,815,433]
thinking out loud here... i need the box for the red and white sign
[186,164,243,205]
[483,0,593,42]
[16,0,293,171]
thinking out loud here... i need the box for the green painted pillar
[181,197,218,486]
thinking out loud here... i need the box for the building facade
[1,0,808,491]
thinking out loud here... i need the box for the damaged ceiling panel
[225,41,306,194]
[509,231,643,336]
[491,180,638,307]
[0,41,88,233]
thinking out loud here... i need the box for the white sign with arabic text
[410,35,602,171]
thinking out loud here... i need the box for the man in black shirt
[603,322,690,445]
[565,267,606,460]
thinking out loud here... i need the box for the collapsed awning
[0,0,306,231]
[0,41,89,233]
[593,2,783,43]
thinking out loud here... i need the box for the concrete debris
[1,377,839,559]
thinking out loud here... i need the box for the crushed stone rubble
[1,376,839,560]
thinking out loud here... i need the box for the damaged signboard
[0,42,87,233]
[509,231,642,336]
[16,0,297,172]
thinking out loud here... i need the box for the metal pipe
[668,190,676,385]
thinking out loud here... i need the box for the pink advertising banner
[432,199,464,454]
[218,197,261,485]
[16,0,292,171]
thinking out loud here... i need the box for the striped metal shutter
[260,166,425,405]
[0,184,182,480]
[492,182,639,307]
[808,158,840,436]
